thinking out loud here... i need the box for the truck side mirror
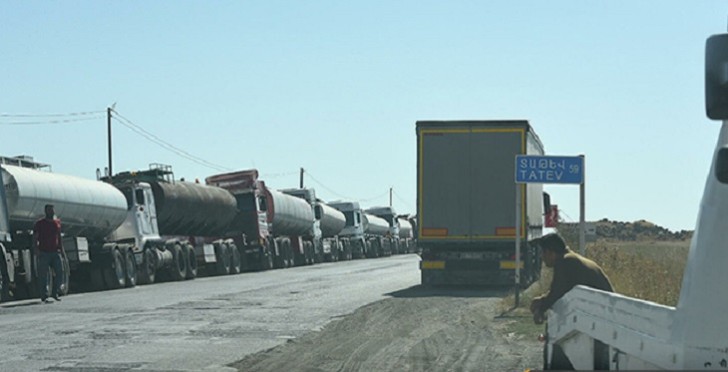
[706,33,728,120]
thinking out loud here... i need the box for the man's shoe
[52,295,61,302]
[41,297,52,304]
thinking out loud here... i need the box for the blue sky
[1,1,726,232]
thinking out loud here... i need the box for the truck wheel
[214,243,231,275]
[59,252,71,295]
[0,252,9,302]
[170,244,188,281]
[260,246,273,271]
[104,248,127,289]
[286,242,295,268]
[138,248,156,285]
[305,241,315,265]
[273,241,285,269]
[186,244,197,279]
[124,249,137,288]
[229,244,241,274]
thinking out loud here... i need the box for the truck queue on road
[0,157,418,302]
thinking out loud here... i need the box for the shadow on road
[0,299,44,308]
[386,284,510,299]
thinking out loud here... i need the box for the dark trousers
[38,251,64,299]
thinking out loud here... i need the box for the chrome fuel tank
[2,165,127,239]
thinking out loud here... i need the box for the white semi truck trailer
[542,29,728,370]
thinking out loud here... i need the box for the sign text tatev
[515,155,584,184]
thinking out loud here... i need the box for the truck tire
[273,240,285,269]
[285,241,294,268]
[59,252,71,295]
[229,243,241,274]
[304,241,314,265]
[0,251,9,302]
[214,243,231,275]
[104,248,127,290]
[124,249,137,288]
[260,245,273,271]
[138,248,156,285]
[170,243,188,281]
[186,244,197,279]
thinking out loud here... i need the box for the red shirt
[34,218,62,253]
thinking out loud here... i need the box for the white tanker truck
[366,206,401,254]
[396,215,415,253]
[0,160,263,302]
[281,187,351,262]
[328,201,391,259]
[542,29,728,370]
[0,158,134,299]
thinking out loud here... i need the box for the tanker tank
[316,202,346,238]
[363,213,389,236]
[1,164,127,239]
[265,189,315,236]
[150,181,239,237]
[398,218,413,239]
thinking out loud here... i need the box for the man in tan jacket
[530,232,613,370]
[530,232,613,322]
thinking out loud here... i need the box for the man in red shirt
[33,204,65,303]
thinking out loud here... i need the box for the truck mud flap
[421,265,516,286]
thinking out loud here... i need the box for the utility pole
[107,107,112,178]
[390,187,393,207]
[300,167,304,188]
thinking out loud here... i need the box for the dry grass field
[585,239,689,306]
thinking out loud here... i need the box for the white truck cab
[544,30,728,371]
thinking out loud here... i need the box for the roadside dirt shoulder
[230,286,542,371]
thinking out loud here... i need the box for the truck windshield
[344,211,355,226]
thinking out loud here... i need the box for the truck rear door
[418,122,527,242]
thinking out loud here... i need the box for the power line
[0,114,105,125]
[304,169,391,204]
[303,170,355,200]
[392,189,415,211]
[111,110,232,172]
[261,170,298,179]
[0,110,105,118]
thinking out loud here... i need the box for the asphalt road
[0,254,421,372]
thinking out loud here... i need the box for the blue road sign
[515,155,584,184]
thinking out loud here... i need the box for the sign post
[514,154,585,306]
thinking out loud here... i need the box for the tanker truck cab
[329,201,367,259]
[205,169,274,271]
[107,182,163,254]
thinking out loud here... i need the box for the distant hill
[560,219,693,241]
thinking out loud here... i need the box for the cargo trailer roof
[416,120,544,154]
